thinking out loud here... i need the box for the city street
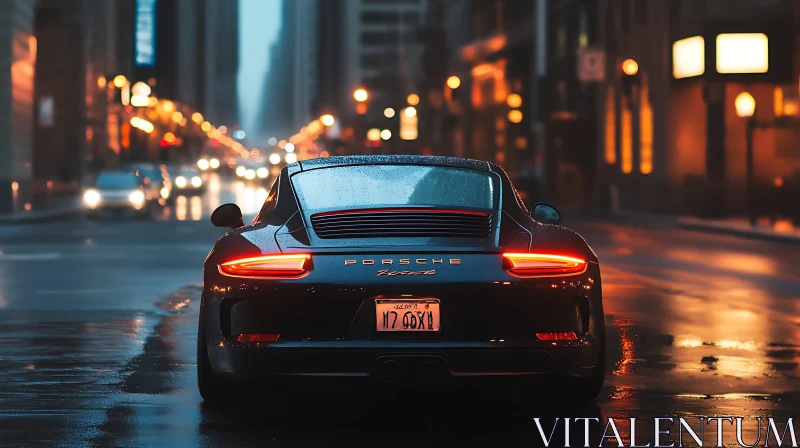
[0,177,798,446]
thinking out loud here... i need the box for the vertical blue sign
[135,0,157,67]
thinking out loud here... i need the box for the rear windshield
[291,165,496,210]
[95,173,139,189]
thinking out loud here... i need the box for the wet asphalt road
[1,178,799,447]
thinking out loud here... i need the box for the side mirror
[532,203,561,225]
[211,203,243,228]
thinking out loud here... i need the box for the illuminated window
[672,36,704,79]
[621,97,633,174]
[604,85,616,165]
[774,87,784,117]
[639,76,653,175]
[716,33,768,74]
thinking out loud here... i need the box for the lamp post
[734,92,757,226]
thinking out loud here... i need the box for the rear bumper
[208,339,597,382]
[201,258,603,383]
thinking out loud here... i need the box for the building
[258,0,318,139]
[0,0,240,214]
[431,0,547,200]
[544,0,600,209]
[593,0,799,218]
[0,0,37,214]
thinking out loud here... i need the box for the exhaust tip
[420,360,447,383]
[380,360,403,383]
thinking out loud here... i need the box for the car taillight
[235,333,280,343]
[536,332,578,341]
[218,254,311,278]
[503,253,587,277]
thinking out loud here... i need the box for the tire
[197,306,232,404]
[563,329,606,403]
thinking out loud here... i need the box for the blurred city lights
[131,81,151,97]
[268,137,277,146]
[201,121,211,132]
[506,93,522,108]
[735,92,756,118]
[233,129,246,139]
[218,125,228,134]
[446,75,461,89]
[171,111,183,123]
[353,88,368,102]
[161,100,175,113]
[97,76,107,89]
[130,95,150,107]
[197,158,209,170]
[235,166,247,177]
[245,169,256,180]
[278,140,287,149]
[320,114,335,126]
[192,112,204,124]
[285,143,295,152]
[285,153,298,164]
[508,109,523,123]
[112,75,127,88]
[130,117,154,133]
[384,108,395,118]
[269,153,281,164]
[257,167,269,178]
[407,94,420,106]
[367,128,381,141]
[191,176,203,188]
[164,132,177,144]
[209,158,220,169]
[380,129,392,140]
[622,58,639,76]
[404,107,417,117]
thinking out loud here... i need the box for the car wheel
[563,329,606,403]
[197,305,235,404]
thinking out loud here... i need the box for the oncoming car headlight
[191,176,202,188]
[175,176,187,188]
[83,189,101,209]
[129,190,146,209]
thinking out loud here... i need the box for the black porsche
[198,155,605,403]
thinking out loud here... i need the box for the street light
[353,88,368,102]
[446,76,461,89]
[735,92,755,118]
[407,94,420,106]
[622,58,639,76]
[404,107,417,117]
[384,108,395,118]
[112,75,128,88]
[506,94,522,108]
[320,114,335,127]
[735,91,757,226]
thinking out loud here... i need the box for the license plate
[375,299,440,332]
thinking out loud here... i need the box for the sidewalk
[674,216,800,245]
[0,198,82,224]
[566,208,800,244]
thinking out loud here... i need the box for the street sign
[578,47,605,82]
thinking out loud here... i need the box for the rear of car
[199,157,604,402]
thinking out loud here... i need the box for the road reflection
[159,174,274,221]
